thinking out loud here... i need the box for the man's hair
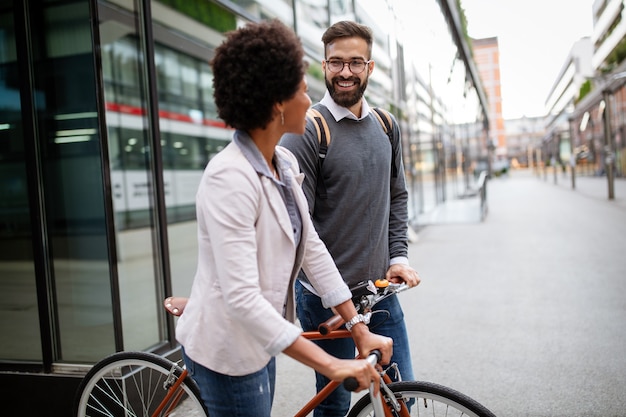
[211,19,306,131]
[321,21,373,59]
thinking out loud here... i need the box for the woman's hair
[321,21,373,59]
[211,19,306,131]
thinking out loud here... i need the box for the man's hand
[350,325,393,365]
[386,263,421,287]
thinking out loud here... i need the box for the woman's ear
[275,103,285,125]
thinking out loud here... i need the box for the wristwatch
[345,313,371,332]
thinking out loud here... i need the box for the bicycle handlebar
[343,350,381,391]
[318,280,409,335]
[318,314,346,335]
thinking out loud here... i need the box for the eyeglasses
[325,59,371,74]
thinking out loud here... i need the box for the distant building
[543,37,593,166]
[472,37,506,157]
[568,0,626,178]
[505,116,547,168]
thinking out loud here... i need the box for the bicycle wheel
[74,351,207,417]
[347,381,496,417]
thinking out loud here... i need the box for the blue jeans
[182,348,276,417]
[296,280,415,417]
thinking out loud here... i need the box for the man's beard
[325,75,368,108]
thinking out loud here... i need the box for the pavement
[274,168,626,417]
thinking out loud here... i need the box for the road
[274,169,626,417]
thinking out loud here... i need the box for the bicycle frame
[296,328,410,417]
[159,280,411,417]
[146,327,406,417]
[81,282,497,417]
[152,365,190,417]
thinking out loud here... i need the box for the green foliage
[577,79,592,103]
[307,64,324,82]
[157,0,236,33]
[390,104,405,121]
[605,36,626,69]
[457,0,472,57]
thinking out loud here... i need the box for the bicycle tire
[74,351,207,417]
[347,380,496,417]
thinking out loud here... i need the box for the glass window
[40,1,115,363]
[160,47,183,97]
[0,3,43,362]
[200,62,217,119]
[180,55,199,102]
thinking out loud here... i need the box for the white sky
[461,0,595,119]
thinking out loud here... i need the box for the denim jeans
[182,348,276,417]
[295,280,415,417]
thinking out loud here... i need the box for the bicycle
[74,279,497,417]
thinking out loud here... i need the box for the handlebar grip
[318,314,345,335]
[342,350,382,392]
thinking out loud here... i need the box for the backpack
[306,106,399,199]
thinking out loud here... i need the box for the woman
[175,19,393,417]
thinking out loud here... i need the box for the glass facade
[0,1,42,362]
[1,0,115,364]
[1,0,488,413]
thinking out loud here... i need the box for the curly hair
[210,19,306,131]
[322,21,373,59]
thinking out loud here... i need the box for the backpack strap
[307,106,399,200]
[307,108,331,199]
[371,107,398,178]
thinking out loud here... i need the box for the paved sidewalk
[533,166,626,210]
[402,169,626,417]
[274,168,626,417]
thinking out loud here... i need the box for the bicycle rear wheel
[347,380,496,417]
[74,351,207,417]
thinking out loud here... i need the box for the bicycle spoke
[75,352,207,417]
[347,381,496,417]
[89,378,138,417]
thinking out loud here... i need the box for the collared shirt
[320,90,372,122]
[233,130,302,247]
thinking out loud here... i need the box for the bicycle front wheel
[347,381,496,417]
[74,351,207,417]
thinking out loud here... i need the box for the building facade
[546,0,626,186]
[504,116,547,169]
[568,0,626,183]
[542,37,593,171]
[0,0,489,413]
[472,36,505,157]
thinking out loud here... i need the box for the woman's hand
[325,357,381,393]
[283,337,381,393]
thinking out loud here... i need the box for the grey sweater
[280,103,408,287]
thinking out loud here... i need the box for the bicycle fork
[152,362,189,417]
[372,367,409,417]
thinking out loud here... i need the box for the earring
[281,111,284,126]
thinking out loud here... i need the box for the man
[280,20,421,417]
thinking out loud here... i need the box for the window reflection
[0,3,42,362]
[100,2,232,351]
[42,1,115,363]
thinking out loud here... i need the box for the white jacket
[176,141,351,376]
